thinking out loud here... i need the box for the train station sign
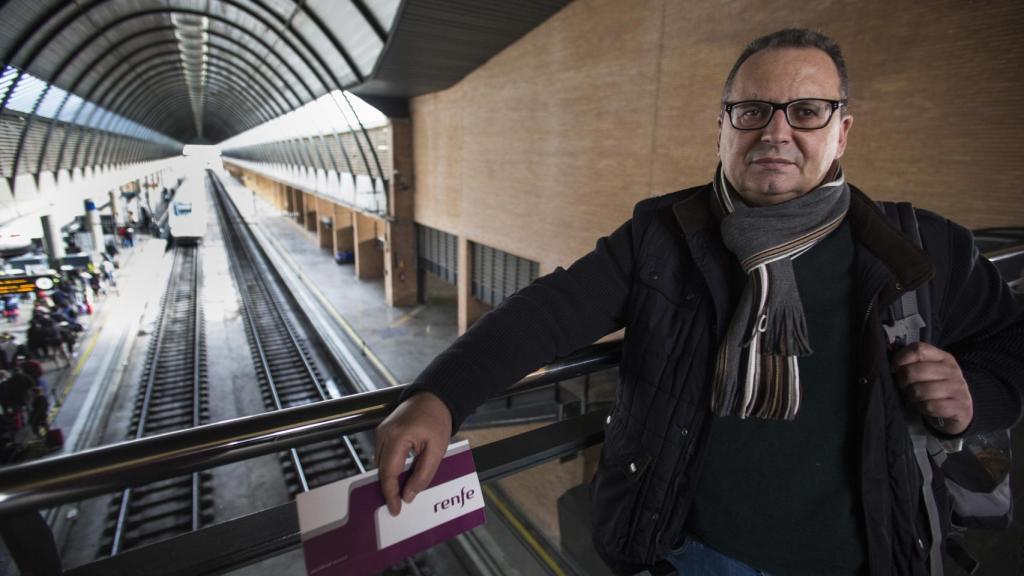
[0,274,58,295]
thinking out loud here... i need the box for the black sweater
[688,221,867,574]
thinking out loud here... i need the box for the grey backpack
[880,202,1013,575]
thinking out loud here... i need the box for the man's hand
[374,392,453,516]
[891,342,973,435]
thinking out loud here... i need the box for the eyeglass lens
[730,99,835,130]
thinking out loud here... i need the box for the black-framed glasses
[723,99,846,130]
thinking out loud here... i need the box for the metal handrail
[986,244,1024,263]
[0,340,622,518]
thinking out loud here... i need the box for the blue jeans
[664,538,771,576]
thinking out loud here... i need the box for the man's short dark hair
[721,28,849,106]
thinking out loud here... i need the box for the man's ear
[834,113,853,159]
[716,114,723,157]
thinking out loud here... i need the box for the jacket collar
[670,183,935,292]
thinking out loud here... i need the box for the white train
[166,174,208,244]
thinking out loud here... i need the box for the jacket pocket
[624,279,702,390]
[591,411,653,555]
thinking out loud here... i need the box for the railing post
[1,510,62,575]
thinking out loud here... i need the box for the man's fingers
[378,437,412,516]
[913,398,969,421]
[891,342,949,369]
[905,381,961,402]
[403,441,445,503]
[373,393,454,516]
[895,362,951,389]
[890,343,973,435]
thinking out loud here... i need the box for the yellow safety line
[258,226,401,388]
[47,317,105,423]
[391,305,425,328]
[482,485,567,576]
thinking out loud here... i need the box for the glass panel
[45,366,618,575]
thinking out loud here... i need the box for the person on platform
[374,29,1023,574]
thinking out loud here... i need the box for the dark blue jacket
[408,184,1023,575]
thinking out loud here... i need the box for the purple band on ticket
[298,441,486,576]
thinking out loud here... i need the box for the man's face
[718,47,853,206]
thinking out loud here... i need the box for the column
[457,236,489,334]
[384,119,418,307]
[305,192,317,233]
[294,190,304,226]
[84,199,104,262]
[333,205,354,258]
[353,213,383,279]
[317,198,333,250]
[108,190,120,225]
[40,214,65,267]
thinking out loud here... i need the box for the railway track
[101,245,211,556]
[206,171,466,576]
[207,171,369,496]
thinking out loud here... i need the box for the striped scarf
[710,163,849,420]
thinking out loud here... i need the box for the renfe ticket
[296,440,486,576]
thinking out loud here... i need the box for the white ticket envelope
[296,440,485,576]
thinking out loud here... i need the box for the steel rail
[191,248,203,536]
[109,248,184,555]
[109,246,207,555]
[209,170,361,492]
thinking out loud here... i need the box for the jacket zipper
[861,287,884,335]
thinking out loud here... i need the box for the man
[375,29,1023,574]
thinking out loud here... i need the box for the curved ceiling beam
[4,1,349,116]
[4,2,385,184]
[60,50,288,171]
[9,2,383,185]
[85,38,292,115]
[34,28,299,175]
[348,0,388,42]
[126,48,292,121]
[115,66,278,137]
[48,14,323,167]
[75,26,310,114]
[102,54,289,129]
[15,4,350,180]
[92,38,338,170]
[67,70,262,172]
[132,92,241,139]
[61,64,250,171]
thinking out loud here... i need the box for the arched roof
[0,0,571,149]
[0,0,403,143]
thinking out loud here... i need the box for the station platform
[216,170,459,387]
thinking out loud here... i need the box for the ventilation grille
[416,224,458,285]
[471,243,539,307]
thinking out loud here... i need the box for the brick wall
[412,0,1024,272]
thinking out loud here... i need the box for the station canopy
[0,0,572,146]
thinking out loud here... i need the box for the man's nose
[760,108,792,142]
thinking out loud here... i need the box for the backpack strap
[882,203,929,346]
[878,201,945,576]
